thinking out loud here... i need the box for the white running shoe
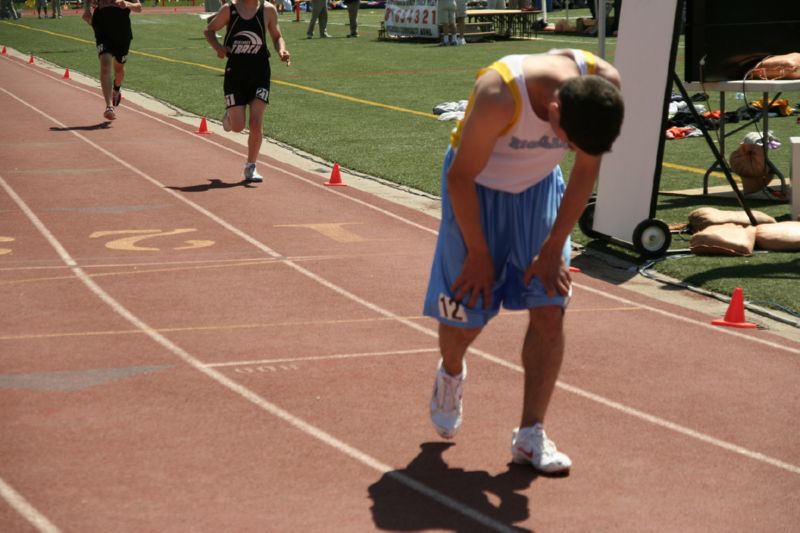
[429,360,466,439]
[457,37,466,46]
[244,163,263,182]
[103,106,116,120]
[511,424,572,474]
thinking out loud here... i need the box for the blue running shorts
[423,146,571,329]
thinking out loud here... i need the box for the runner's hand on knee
[524,255,571,298]
[451,251,495,309]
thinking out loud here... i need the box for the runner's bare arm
[204,4,231,59]
[523,148,601,295]
[547,48,622,89]
[447,71,514,308]
[82,0,93,24]
[523,57,621,296]
[114,0,142,12]
[265,2,290,64]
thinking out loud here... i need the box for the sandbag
[688,207,776,233]
[690,223,757,256]
[746,53,800,80]
[729,144,774,194]
[755,221,800,252]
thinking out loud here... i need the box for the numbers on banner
[384,4,438,37]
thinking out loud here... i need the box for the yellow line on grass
[662,161,726,179]
[274,78,436,118]
[0,20,95,45]
[2,21,436,119]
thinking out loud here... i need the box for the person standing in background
[306,0,329,38]
[345,0,359,37]
[0,0,20,20]
[454,0,466,45]
[437,0,456,46]
[35,0,48,18]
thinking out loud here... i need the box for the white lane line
[576,283,800,355]
[0,107,518,533]
[3,78,799,481]
[6,64,441,237]
[0,477,60,533]
[204,348,439,368]
[91,77,799,355]
[13,63,800,356]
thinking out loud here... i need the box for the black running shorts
[92,7,132,64]
[223,62,271,108]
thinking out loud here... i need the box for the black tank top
[224,0,270,67]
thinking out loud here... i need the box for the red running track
[1,51,799,532]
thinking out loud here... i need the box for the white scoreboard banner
[384,0,439,39]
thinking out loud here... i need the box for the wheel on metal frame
[578,202,602,240]
[632,219,671,258]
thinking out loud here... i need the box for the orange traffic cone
[28,55,34,64]
[324,163,346,187]
[1,46,7,56]
[63,68,70,80]
[711,287,757,329]
[194,117,211,134]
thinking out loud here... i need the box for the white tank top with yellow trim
[450,49,597,194]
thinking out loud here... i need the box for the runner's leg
[519,306,564,428]
[246,98,266,164]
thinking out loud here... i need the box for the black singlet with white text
[223,0,271,107]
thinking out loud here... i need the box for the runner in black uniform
[83,0,142,121]
[205,0,290,182]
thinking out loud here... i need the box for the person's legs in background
[455,0,466,45]
[317,0,328,36]
[98,52,116,119]
[112,57,126,108]
[346,0,359,36]
[306,0,322,37]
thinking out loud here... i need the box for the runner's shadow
[368,442,538,532]
[49,122,112,131]
[165,179,256,192]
